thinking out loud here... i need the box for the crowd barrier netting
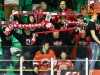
[0,46,100,75]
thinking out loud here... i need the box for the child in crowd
[57,50,74,70]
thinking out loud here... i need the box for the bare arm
[91,30,100,44]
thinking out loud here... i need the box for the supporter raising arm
[9,28,39,75]
[33,27,80,58]
[11,29,38,59]
[0,27,12,75]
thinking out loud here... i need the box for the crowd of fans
[0,0,100,75]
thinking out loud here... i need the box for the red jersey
[33,49,56,70]
[57,60,74,70]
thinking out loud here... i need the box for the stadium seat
[19,0,32,11]
[85,14,90,23]
[20,15,28,23]
[0,10,4,21]
[0,10,3,70]
[0,28,3,69]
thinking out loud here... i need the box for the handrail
[0,69,49,72]
[1,58,100,75]
[0,4,18,6]
[11,11,80,16]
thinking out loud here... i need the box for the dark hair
[42,40,49,45]
[61,50,67,54]
[27,15,36,23]
[59,0,67,5]
[77,14,84,20]
[59,0,67,11]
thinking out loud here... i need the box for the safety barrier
[1,58,100,75]
[0,58,87,75]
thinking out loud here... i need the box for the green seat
[11,35,22,50]
[76,0,88,12]
[0,10,4,21]
[0,55,2,74]
[20,15,28,23]
[0,37,2,69]
[74,10,80,13]
[19,0,32,11]
[0,0,3,10]
[52,10,58,13]
[85,14,90,23]
[0,0,2,3]
[0,37,2,55]
[0,55,2,68]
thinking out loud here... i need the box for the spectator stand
[1,9,100,75]
[9,10,100,74]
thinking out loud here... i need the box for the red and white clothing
[57,60,74,70]
[33,7,46,23]
[33,49,56,70]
